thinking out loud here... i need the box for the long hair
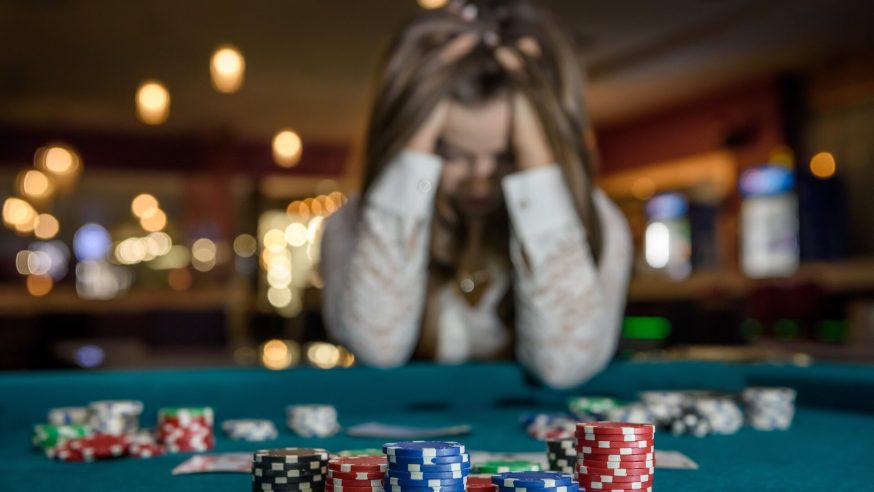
[359,0,603,268]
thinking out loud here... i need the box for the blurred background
[1,0,873,371]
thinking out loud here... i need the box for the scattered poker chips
[46,433,130,462]
[32,424,91,449]
[382,441,469,492]
[48,406,90,426]
[575,422,655,492]
[157,407,215,453]
[223,419,279,441]
[603,404,656,425]
[126,429,164,458]
[87,400,143,435]
[287,405,340,438]
[327,455,387,492]
[252,448,330,492]
[474,460,541,474]
[522,413,577,441]
[742,387,796,431]
[568,397,622,420]
[545,438,577,474]
[491,471,579,492]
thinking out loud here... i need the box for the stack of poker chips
[383,441,470,492]
[327,455,387,492]
[87,400,143,435]
[689,396,743,435]
[742,387,796,431]
[287,405,340,438]
[522,413,577,440]
[45,434,130,462]
[491,471,579,492]
[474,460,541,474]
[48,406,90,426]
[127,430,164,458]
[157,407,215,453]
[545,438,577,474]
[604,404,656,425]
[575,422,655,492]
[223,419,279,441]
[33,423,92,450]
[252,448,329,492]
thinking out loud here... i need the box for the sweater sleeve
[320,150,442,367]
[502,166,633,388]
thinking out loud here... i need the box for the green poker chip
[32,424,91,448]
[473,460,541,474]
[568,396,622,416]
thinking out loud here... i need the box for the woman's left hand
[511,90,555,170]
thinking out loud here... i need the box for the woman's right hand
[405,99,450,154]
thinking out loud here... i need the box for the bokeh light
[418,0,449,9]
[34,213,59,239]
[261,339,294,370]
[284,223,308,247]
[306,342,340,369]
[139,208,167,232]
[26,274,53,296]
[210,44,245,93]
[73,224,111,261]
[233,233,257,257]
[168,268,192,291]
[810,151,836,179]
[19,170,53,199]
[131,194,159,217]
[272,129,302,168]
[136,80,170,125]
[631,177,656,200]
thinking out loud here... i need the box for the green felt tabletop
[1,361,872,491]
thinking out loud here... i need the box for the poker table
[2,360,873,491]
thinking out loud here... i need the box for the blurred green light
[818,319,847,342]
[774,319,799,340]
[622,316,671,340]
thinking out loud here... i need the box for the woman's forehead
[443,97,511,155]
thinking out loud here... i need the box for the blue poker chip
[385,469,468,480]
[389,452,470,466]
[383,441,466,458]
[492,472,575,489]
[497,484,580,492]
[384,485,466,492]
[390,461,471,473]
[385,476,468,488]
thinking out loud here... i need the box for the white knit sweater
[320,149,632,388]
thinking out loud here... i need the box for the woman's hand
[511,90,555,170]
[405,99,449,154]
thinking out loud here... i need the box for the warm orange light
[631,177,655,200]
[20,170,52,198]
[26,274,53,296]
[131,193,159,217]
[210,44,245,93]
[136,80,170,125]
[139,208,167,232]
[39,145,80,175]
[34,213,59,239]
[418,0,448,9]
[810,152,836,179]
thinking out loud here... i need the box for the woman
[321,0,632,388]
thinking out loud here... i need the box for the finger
[516,36,542,58]
[438,31,479,63]
[494,46,523,73]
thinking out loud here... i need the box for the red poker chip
[578,472,652,483]
[328,470,386,480]
[579,480,652,491]
[576,438,653,449]
[580,457,654,468]
[63,434,129,459]
[577,445,654,455]
[328,455,388,473]
[576,422,655,435]
[467,475,497,491]
[578,451,654,461]
[326,484,383,492]
[128,442,164,458]
[327,477,384,487]
[578,465,655,476]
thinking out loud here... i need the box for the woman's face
[437,96,514,217]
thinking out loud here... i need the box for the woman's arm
[503,166,633,388]
[321,149,442,367]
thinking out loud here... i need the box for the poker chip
[88,400,143,435]
[467,475,497,492]
[382,441,470,492]
[388,453,470,465]
[545,438,577,473]
[287,405,340,438]
[473,460,540,474]
[47,434,130,462]
[158,407,214,453]
[329,470,386,481]
[742,387,796,431]
[222,419,278,441]
[523,413,577,441]
[329,456,388,473]
[252,448,331,492]
[47,406,90,426]
[492,471,575,488]
[32,423,91,449]
[567,397,622,419]
[576,422,655,487]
